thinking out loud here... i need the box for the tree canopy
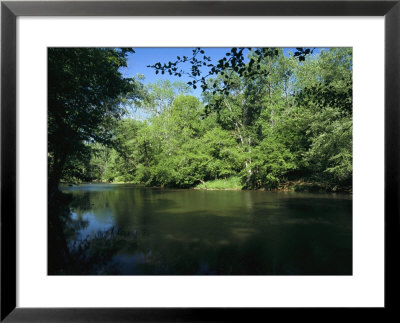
[48,47,142,191]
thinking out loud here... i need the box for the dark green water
[60,183,352,275]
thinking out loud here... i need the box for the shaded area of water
[57,184,352,275]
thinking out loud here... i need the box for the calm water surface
[60,183,352,275]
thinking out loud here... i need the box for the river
[59,183,352,275]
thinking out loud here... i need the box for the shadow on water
[50,185,352,275]
[109,211,351,275]
[49,195,138,275]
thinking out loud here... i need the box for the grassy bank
[194,177,242,190]
[195,177,351,193]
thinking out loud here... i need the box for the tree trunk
[49,149,67,197]
[48,149,72,273]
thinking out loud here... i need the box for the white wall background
[17,16,384,307]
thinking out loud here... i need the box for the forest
[48,47,352,194]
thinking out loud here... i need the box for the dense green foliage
[51,47,352,192]
[48,47,143,191]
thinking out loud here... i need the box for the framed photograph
[1,0,399,321]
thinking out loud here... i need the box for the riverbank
[277,180,352,194]
[194,178,351,194]
[194,177,242,190]
[192,178,351,194]
[61,178,351,194]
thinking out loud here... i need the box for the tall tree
[48,47,140,193]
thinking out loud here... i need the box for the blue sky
[121,47,325,97]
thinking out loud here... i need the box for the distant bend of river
[57,183,352,275]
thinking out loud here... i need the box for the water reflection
[56,184,352,275]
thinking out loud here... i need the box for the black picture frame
[1,0,399,321]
